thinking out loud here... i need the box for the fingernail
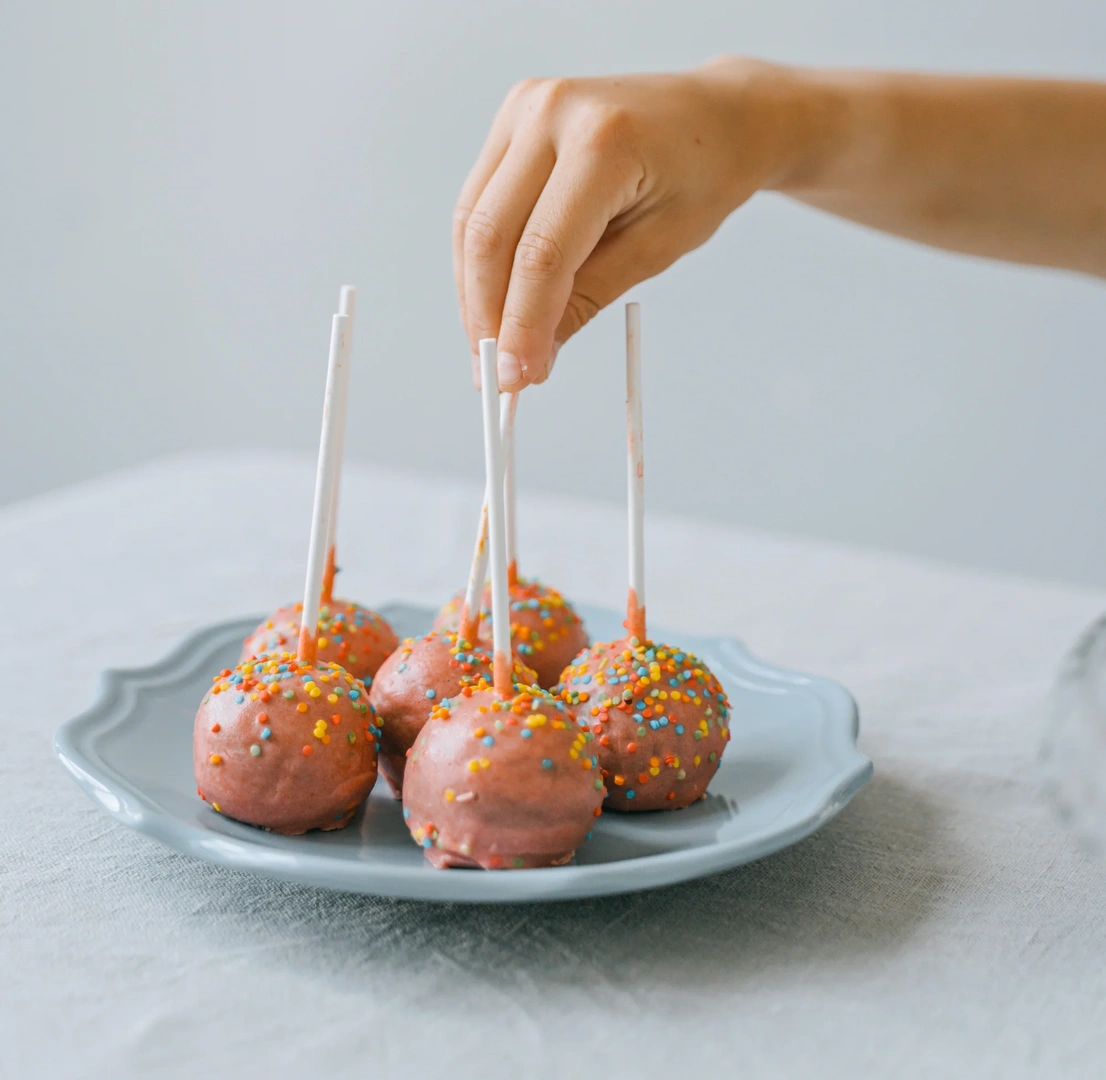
[472,352,482,391]
[498,351,523,390]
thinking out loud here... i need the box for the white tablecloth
[4,452,1106,1079]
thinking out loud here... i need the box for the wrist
[695,57,860,194]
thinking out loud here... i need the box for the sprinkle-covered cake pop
[242,600,398,684]
[402,683,605,868]
[558,638,731,811]
[194,652,380,834]
[433,578,587,689]
[369,630,538,797]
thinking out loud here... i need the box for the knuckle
[463,209,505,262]
[506,76,541,105]
[513,229,565,279]
[561,291,601,335]
[500,305,542,339]
[452,203,472,238]
[531,76,573,118]
[578,103,634,152]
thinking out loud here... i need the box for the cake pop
[403,339,604,868]
[557,303,732,811]
[370,629,538,797]
[241,600,397,684]
[194,652,380,833]
[403,679,604,868]
[240,287,397,682]
[194,304,380,833]
[432,579,585,690]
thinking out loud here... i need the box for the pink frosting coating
[193,652,379,835]
[368,630,538,797]
[432,577,588,689]
[558,637,732,811]
[402,686,605,869]
[241,599,398,683]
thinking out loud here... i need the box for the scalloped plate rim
[53,604,873,903]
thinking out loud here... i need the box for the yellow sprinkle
[327,693,338,704]
[694,755,701,766]
[525,714,547,728]
[318,637,328,649]
[569,750,579,760]
[479,758,490,769]
[444,789,455,801]
[309,687,322,698]
[212,803,221,812]
[468,760,479,772]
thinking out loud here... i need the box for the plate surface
[54,603,872,902]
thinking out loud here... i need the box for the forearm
[716,62,1106,278]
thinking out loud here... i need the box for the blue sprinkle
[397,663,407,673]
[541,758,553,769]
[675,724,684,735]
[626,790,636,799]
[421,837,433,848]
[349,689,360,700]
[482,735,494,747]
[403,807,410,820]
[261,727,271,739]
[235,694,245,704]
[649,719,660,730]
[425,688,436,699]
[520,729,532,739]
[635,701,645,711]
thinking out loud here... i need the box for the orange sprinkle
[626,742,638,753]
[209,753,222,765]
[297,702,308,713]
[210,723,220,733]
[302,745,313,756]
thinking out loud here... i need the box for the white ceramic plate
[53,603,871,902]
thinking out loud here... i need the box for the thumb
[531,226,681,384]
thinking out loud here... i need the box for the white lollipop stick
[478,339,512,696]
[322,285,356,603]
[625,302,646,643]
[457,502,488,644]
[298,312,350,662]
[458,394,514,643]
[503,392,519,586]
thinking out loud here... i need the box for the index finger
[495,142,642,391]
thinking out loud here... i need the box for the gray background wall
[2,0,1104,585]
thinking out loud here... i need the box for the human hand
[454,59,817,390]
